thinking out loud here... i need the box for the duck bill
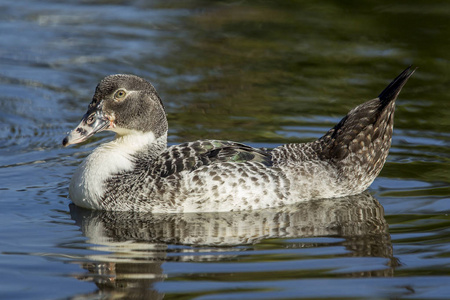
[62,109,111,147]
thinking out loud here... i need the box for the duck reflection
[69,192,394,299]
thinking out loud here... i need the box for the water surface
[0,0,449,299]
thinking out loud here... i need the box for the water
[1,0,449,299]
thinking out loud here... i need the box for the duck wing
[156,140,272,178]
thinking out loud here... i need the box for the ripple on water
[0,0,450,299]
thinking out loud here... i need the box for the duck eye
[114,89,127,100]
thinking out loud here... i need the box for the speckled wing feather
[155,140,273,178]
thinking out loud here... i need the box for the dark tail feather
[378,66,416,106]
[312,66,415,166]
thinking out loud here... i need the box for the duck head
[63,74,167,147]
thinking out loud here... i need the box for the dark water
[1,0,449,299]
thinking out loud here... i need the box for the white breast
[69,131,160,209]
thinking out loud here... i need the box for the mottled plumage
[64,67,415,212]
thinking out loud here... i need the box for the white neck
[69,131,167,210]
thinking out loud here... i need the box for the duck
[63,66,415,213]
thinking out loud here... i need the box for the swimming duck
[63,67,415,212]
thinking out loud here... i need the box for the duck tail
[316,66,416,162]
[311,66,415,190]
[378,66,416,108]
[273,67,415,194]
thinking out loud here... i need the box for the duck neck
[110,130,168,159]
